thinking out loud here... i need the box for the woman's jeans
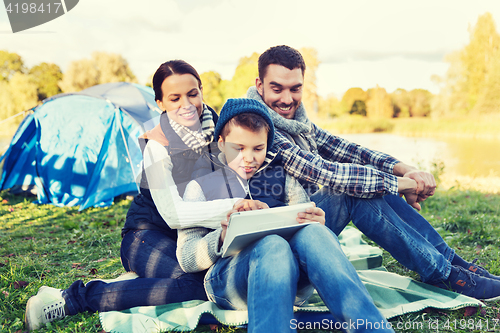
[205,224,393,333]
[63,229,207,314]
[312,190,454,284]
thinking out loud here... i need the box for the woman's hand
[296,202,325,225]
[219,218,229,247]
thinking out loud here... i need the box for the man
[247,45,500,301]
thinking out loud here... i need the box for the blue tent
[0,82,161,210]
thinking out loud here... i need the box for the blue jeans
[63,229,207,314]
[205,224,393,333]
[311,189,454,284]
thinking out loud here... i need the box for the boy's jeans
[312,190,454,283]
[63,229,207,314]
[205,224,394,333]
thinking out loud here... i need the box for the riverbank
[314,114,500,140]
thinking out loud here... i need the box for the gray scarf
[169,104,215,153]
[247,86,317,153]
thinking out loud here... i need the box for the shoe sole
[25,295,42,331]
[481,294,500,302]
[25,286,62,331]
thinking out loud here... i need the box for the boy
[176,98,394,333]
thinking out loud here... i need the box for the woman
[25,60,247,331]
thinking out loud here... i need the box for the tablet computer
[221,202,316,258]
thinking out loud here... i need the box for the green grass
[1,189,500,332]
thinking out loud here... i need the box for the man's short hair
[220,113,270,142]
[258,45,306,80]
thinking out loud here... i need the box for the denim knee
[250,235,298,285]
[294,223,340,249]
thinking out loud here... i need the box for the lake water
[339,133,500,192]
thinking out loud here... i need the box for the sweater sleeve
[176,179,224,273]
[143,140,242,229]
[176,227,223,273]
[284,174,310,205]
[313,123,400,173]
[272,130,399,198]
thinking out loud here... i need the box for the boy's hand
[220,200,269,247]
[296,202,325,225]
[232,199,269,212]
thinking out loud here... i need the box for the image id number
[6,2,62,14]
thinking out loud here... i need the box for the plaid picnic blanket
[99,227,483,333]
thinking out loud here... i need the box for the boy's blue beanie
[214,98,275,149]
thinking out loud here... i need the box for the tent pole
[116,107,140,193]
[0,110,26,126]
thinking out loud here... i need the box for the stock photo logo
[3,0,78,33]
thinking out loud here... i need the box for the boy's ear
[217,136,225,152]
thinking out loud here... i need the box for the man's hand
[397,177,421,210]
[394,162,436,204]
[403,169,436,201]
[296,202,325,225]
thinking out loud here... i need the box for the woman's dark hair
[152,60,202,101]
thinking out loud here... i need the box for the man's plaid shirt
[269,123,400,199]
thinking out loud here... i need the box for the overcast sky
[1,0,500,98]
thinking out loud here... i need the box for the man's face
[256,64,304,120]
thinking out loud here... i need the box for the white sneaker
[25,286,67,331]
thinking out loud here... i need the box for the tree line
[0,52,136,126]
[1,12,498,128]
[201,12,500,119]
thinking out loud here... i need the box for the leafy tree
[0,72,38,123]
[0,80,16,121]
[461,12,500,111]
[0,50,25,81]
[391,88,411,118]
[29,62,63,101]
[225,53,259,99]
[472,55,500,114]
[408,89,433,117]
[200,71,225,112]
[9,72,38,112]
[340,88,368,116]
[366,86,393,118]
[59,52,137,92]
[434,12,500,116]
[92,52,137,84]
[59,58,99,92]
[350,100,367,116]
[318,94,341,118]
[300,47,320,114]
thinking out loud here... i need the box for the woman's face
[156,74,203,130]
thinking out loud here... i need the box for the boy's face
[218,125,267,180]
[256,64,304,120]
